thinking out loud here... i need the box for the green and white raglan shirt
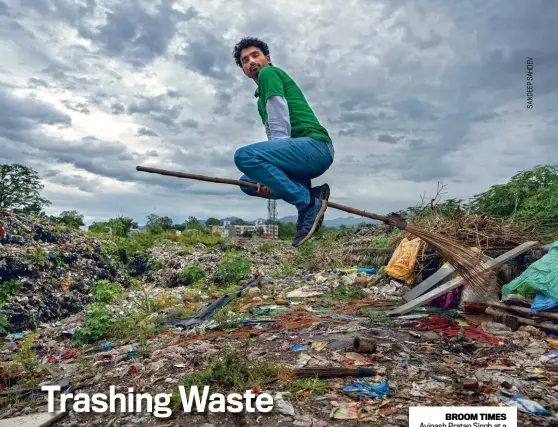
[255,66,333,144]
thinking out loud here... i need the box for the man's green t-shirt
[256,66,332,144]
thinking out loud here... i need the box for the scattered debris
[2,209,558,425]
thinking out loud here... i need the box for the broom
[135,165,493,297]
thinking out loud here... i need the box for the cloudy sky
[1,0,557,225]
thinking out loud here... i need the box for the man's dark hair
[233,37,270,67]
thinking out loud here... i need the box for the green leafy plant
[72,303,114,345]
[13,333,38,371]
[32,246,47,267]
[0,279,21,334]
[211,308,243,330]
[92,280,124,304]
[214,251,252,286]
[258,242,280,253]
[181,262,206,285]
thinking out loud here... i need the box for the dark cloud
[137,127,158,137]
[177,17,233,80]
[0,89,72,140]
[377,134,402,144]
[181,119,199,129]
[212,90,233,116]
[75,1,195,67]
[49,174,101,193]
[111,103,125,114]
[61,100,90,115]
[128,94,182,130]
[0,1,9,16]
[472,112,501,122]
[28,78,48,88]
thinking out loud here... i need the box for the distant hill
[278,215,380,228]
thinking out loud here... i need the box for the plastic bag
[459,271,500,313]
[430,287,461,310]
[385,237,422,285]
[502,242,558,301]
[531,293,558,312]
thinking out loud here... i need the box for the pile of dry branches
[409,210,548,249]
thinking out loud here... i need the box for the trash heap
[1,212,558,426]
[0,210,129,331]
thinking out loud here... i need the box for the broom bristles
[404,224,494,298]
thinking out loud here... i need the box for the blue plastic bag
[497,394,551,415]
[340,379,389,398]
[531,293,558,312]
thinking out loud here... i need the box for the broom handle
[136,166,390,223]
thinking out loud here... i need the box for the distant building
[210,219,279,239]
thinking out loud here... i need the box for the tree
[107,216,135,237]
[158,216,173,231]
[172,224,186,231]
[470,165,558,229]
[232,218,246,225]
[59,210,85,229]
[186,216,204,230]
[206,217,221,227]
[146,214,173,233]
[0,164,51,214]
[89,221,111,234]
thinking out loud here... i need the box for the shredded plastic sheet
[502,241,558,302]
[497,393,552,415]
[340,379,390,398]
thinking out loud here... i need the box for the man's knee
[234,146,252,170]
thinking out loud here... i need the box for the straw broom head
[385,213,493,297]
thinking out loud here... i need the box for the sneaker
[292,198,327,247]
[311,183,330,202]
[296,184,329,231]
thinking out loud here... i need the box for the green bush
[92,280,124,304]
[181,262,206,285]
[0,279,21,334]
[179,229,224,246]
[214,251,252,286]
[73,303,114,345]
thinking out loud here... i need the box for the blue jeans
[234,137,335,211]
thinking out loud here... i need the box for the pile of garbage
[0,211,129,331]
[1,211,558,426]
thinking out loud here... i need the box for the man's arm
[258,67,291,140]
[266,96,291,139]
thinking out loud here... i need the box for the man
[232,37,335,247]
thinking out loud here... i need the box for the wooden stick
[487,301,558,321]
[486,306,558,333]
[135,165,511,296]
[136,166,389,223]
[292,366,376,378]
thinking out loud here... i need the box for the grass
[72,280,168,349]
[211,308,243,330]
[181,262,206,285]
[257,241,281,253]
[370,229,401,249]
[170,349,283,410]
[272,260,298,278]
[214,251,252,286]
[281,377,332,397]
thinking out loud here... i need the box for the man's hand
[256,183,273,196]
